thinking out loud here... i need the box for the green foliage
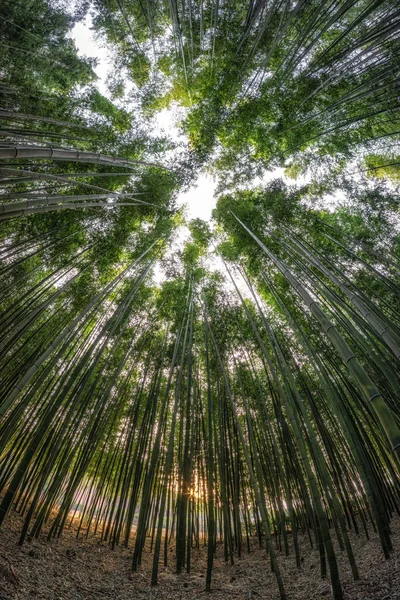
[88,90,132,132]
[188,218,212,251]
[128,52,151,88]
[1,3,400,599]
[364,155,400,181]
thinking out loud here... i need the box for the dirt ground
[0,511,399,600]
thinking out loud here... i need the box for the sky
[177,174,218,220]
[70,17,110,98]
[69,16,322,225]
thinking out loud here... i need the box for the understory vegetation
[1,1,400,599]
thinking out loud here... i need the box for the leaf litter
[0,511,399,599]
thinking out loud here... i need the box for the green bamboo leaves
[1,3,400,600]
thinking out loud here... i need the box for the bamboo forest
[1,1,400,599]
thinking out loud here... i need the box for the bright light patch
[154,106,187,143]
[177,173,217,221]
[70,16,112,99]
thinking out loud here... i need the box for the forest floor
[0,511,399,600]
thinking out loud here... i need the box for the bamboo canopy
[1,1,400,599]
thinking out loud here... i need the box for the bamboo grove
[1,1,400,599]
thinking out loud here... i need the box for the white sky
[70,16,111,97]
[178,173,218,220]
[69,15,356,220]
